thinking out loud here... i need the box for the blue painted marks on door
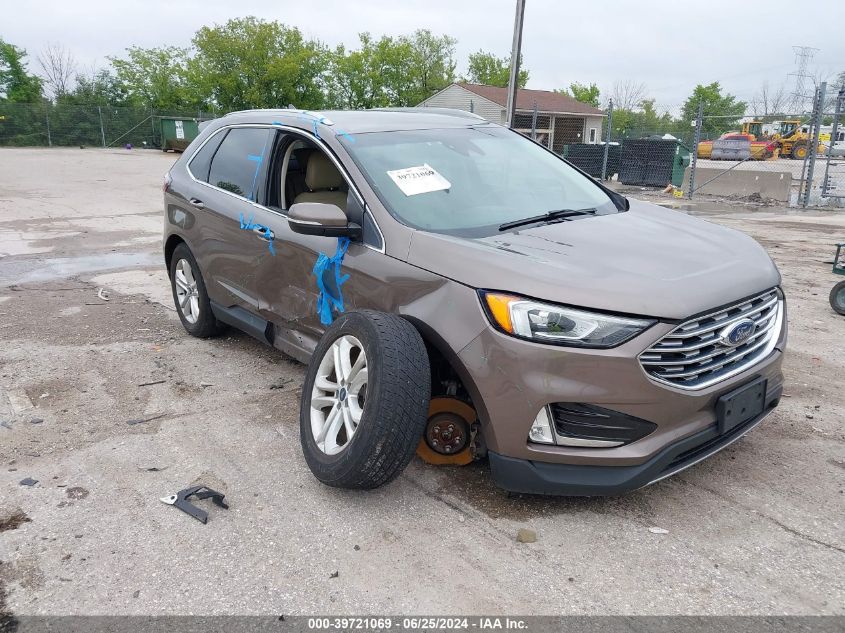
[239,213,276,256]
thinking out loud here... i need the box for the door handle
[253,226,274,241]
[188,198,204,209]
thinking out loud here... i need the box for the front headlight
[481,291,655,348]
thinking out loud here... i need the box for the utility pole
[505,0,526,128]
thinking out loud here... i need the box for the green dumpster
[158,116,199,152]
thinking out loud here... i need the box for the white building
[418,82,606,152]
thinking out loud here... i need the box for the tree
[0,39,42,102]
[465,50,528,88]
[189,17,330,111]
[556,82,599,107]
[609,80,646,112]
[109,46,196,110]
[398,29,457,105]
[327,33,408,109]
[680,82,746,138]
[751,81,789,117]
[37,43,77,99]
[62,69,131,107]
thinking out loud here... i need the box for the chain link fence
[0,103,218,149]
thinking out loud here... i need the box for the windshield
[339,125,618,237]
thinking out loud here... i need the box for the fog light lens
[528,407,556,444]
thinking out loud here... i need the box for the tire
[169,243,223,338]
[300,310,431,489]
[830,280,845,316]
[792,143,808,160]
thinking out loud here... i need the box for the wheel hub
[425,412,470,455]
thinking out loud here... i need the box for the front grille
[639,289,782,390]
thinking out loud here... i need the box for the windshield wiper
[498,208,597,232]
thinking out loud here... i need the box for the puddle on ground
[0,251,160,287]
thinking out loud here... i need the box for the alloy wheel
[174,258,200,324]
[309,335,368,455]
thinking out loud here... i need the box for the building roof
[457,82,605,116]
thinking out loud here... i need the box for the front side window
[207,127,273,201]
[340,125,616,237]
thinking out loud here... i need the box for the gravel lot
[0,148,843,616]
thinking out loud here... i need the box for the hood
[406,200,781,320]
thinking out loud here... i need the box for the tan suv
[162,108,787,495]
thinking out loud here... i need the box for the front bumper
[488,381,783,496]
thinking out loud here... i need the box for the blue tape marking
[239,213,276,256]
[313,237,350,325]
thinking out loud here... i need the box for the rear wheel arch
[164,233,186,270]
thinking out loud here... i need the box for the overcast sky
[5,0,844,112]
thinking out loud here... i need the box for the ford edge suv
[162,108,786,495]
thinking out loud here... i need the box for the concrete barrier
[683,167,792,202]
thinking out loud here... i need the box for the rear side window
[188,131,224,182]
[207,127,273,201]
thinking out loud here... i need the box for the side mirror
[287,202,361,239]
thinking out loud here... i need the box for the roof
[456,82,605,116]
[219,108,493,134]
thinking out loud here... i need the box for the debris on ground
[65,487,89,500]
[516,528,537,543]
[648,527,669,534]
[137,380,166,387]
[29,417,43,424]
[96,288,109,301]
[269,378,294,390]
[126,413,167,425]
[19,478,38,487]
[0,510,31,532]
[329,571,339,578]
[160,485,229,524]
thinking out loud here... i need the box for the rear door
[188,125,276,310]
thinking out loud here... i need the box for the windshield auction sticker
[386,164,452,196]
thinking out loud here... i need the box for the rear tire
[830,280,845,316]
[792,142,808,160]
[300,310,431,489]
[169,243,223,338]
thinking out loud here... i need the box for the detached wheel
[300,310,430,489]
[830,281,845,316]
[169,243,223,338]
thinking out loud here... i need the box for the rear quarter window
[207,127,273,201]
[187,131,225,182]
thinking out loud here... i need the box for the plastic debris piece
[648,527,669,534]
[20,478,38,486]
[160,485,229,524]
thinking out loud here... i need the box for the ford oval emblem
[718,318,756,347]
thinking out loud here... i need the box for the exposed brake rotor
[416,397,477,466]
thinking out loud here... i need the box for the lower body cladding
[457,316,787,497]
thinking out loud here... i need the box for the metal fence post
[821,87,844,198]
[45,107,52,147]
[801,82,827,208]
[98,106,106,147]
[687,101,703,199]
[530,101,538,140]
[601,99,614,181]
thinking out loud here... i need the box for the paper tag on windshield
[386,164,451,196]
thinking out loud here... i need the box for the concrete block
[684,167,792,202]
